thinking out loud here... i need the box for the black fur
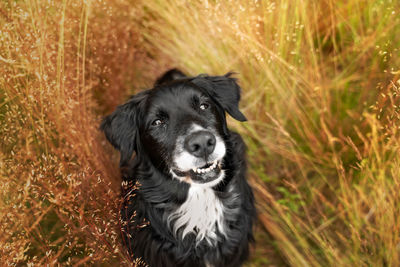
[154,68,187,86]
[101,69,255,267]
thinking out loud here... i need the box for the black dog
[101,69,255,267]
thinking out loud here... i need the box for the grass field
[1,0,400,266]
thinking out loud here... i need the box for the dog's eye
[152,119,163,126]
[200,103,209,110]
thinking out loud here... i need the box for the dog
[101,69,255,267]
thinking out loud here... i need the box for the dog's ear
[191,73,247,122]
[100,91,147,166]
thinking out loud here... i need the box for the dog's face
[101,74,246,186]
[141,84,228,185]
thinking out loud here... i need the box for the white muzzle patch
[172,124,226,173]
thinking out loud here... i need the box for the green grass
[1,0,400,265]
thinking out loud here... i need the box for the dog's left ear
[100,91,147,167]
[191,73,247,122]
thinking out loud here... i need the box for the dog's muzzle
[172,128,226,185]
[184,130,216,160]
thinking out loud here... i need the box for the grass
[1,0,400,266]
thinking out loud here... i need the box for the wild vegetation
[1,0,399,266]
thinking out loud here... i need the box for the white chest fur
[168,185,226,245]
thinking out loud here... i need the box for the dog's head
[101,73,246,186]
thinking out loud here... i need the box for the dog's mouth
[171,160,223,185]
[190,160,219,174]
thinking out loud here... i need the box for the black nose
[184,131,216,158]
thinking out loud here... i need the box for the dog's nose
[184,131,216,158]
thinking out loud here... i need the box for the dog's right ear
[191,73,247,122]
[100,91,147,166]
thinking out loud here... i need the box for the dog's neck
[167,182,227,245]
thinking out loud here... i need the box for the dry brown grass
[0,0,150,265]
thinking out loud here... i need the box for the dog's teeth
[192,161,220,175]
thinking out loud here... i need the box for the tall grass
[0,0,147,265]
[1,0,400,266]
[137,0,400,266]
